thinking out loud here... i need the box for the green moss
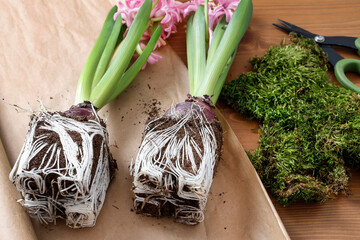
[221,33,360,205]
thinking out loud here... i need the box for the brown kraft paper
[0,138,37,240]
[0,1,289,239]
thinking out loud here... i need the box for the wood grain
[168,0,360,239]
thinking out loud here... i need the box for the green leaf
[212,47,237,103]
[194,0,253,103]
[190,6,206,94]
[74,5,117,104]
[106,25,163,103]
[207,17,226,63]
[186,15,195,94]
[92,15,123,90]
[90,0,152,109]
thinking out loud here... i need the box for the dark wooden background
[168,0,360,239]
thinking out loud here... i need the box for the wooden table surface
[168,0,360,239]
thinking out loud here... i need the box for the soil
[135,106,223,221]
[25,109,117,215]
[145,116,222,173]
[141,98,162,120]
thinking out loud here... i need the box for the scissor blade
[322,36,358,50]
[320,45,344,67]
[276,20,359,51]
[272,23,292,33]
[273,21,294,34]
[275,19,317,40]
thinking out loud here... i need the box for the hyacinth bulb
[9,102,116,228]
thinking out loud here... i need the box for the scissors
[273,19,360,93]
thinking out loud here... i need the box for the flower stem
[151,16,165,22]
[136,44,144,55]
[152,0,160,8]
[204,0,209,45]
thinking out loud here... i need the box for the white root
[132,106,220,224]
[9,109,111,228]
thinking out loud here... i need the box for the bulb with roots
[132,95,223,224]
[9,102,117,228]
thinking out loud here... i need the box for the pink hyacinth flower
[184,0,240,43]
[114,0,188,67]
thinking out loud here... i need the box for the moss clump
[221,33,360,205]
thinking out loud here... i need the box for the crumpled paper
[0,1,289,239]
[0,138,37,240]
